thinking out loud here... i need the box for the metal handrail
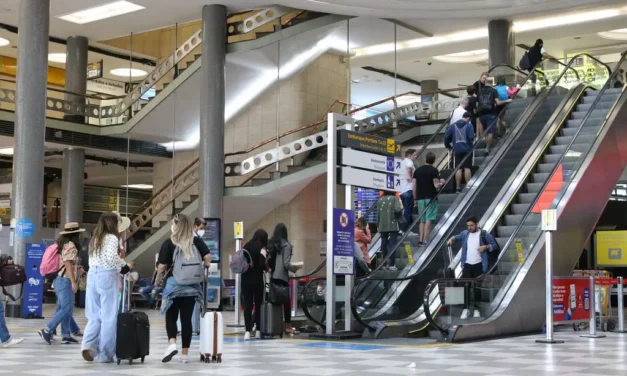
[349,59,560,331]
[422,52,620,335]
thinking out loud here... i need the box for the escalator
[349,58,586,338]
[300,62,558,332]
[423,53,625,342]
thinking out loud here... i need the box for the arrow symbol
[396,179,400,187]
[396,161,401,169]
[396,145,401,152]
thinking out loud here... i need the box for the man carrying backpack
[444,112,475,193]
[477,77,511,156]
[520,39,554,96]
[447,216,498,320]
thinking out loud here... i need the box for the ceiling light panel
[598,28,627,40]
[433,49,488,63]
[58,1,145,25]
[110,68,147,77]
[0,37,9,47]
[48,53,67,63]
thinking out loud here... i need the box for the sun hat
[59,222,86,235]
[117,214,131,233]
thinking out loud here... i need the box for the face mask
[197,230,205,237]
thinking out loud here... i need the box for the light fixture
[0,148,14,155]
[121,184,153,190]
[513,9,621,33]
[48,53,67,63]
[110,68,147,77]
[598,28,627,40]
[433,49,489,63]
[0,37,9,47]
[58,1,145,24]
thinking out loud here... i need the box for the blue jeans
[46,276,74,337]
[52,316,80,336]
[400,191,414,232]
[0,300,11,344]
[81,266,119,362]
[380,231,399,267]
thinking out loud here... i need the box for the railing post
[291,277,298,318]
[616,276,626,333]
[581,276,606,338]
[537,209,563,344]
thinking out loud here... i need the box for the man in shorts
[413,152,444,246]
[477,77,511,156]
[445,112,475,193]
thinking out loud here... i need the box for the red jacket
[354,226,372,263]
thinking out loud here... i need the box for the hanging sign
[86,60,103,80]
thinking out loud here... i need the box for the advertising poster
[552,277,590,322]
[202,218,221,262]
[23,243,45,318]
[332,208,354,275]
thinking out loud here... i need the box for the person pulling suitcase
[260,271,284,339]
[116,279,150,365]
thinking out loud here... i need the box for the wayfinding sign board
[340,148,402,174]
[338,130,401,157]
[338,166,401,192]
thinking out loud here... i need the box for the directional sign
[338,166,400,192]
[340,148,402,174]
[338,130,401,157]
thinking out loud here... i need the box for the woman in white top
[81,212,132,363]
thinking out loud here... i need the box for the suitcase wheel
[117,359,121,365]
[200,354,205,362]
[141,357,145,364]
[129,359,133,365]
[216,354,222,363]
[280,333,283,339]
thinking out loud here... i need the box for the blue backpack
[495,85,509,101]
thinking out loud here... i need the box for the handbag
[267,281,289,305]
[0,258,26,301]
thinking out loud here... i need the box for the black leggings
[242,282,264,332]
[165,296,196,349]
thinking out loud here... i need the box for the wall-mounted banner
[332,208,354,275]
[23,243,45,318]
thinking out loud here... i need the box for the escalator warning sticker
[515,239,524,264]
[405,244,414,264]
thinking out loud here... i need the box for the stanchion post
[537,209,563,344]
[228,222,245,328]
[580,276,606,338]
[616,276,626,333]
[291,277,298,318]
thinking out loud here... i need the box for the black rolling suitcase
[116,280,150,365]
[260,273,284,339]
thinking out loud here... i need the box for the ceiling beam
[383,19,433,38]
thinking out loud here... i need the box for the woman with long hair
[156,214,211,363]
[354,217,372,264]
[241,229,268,340]
[38,222,85,345]
[81,212,132,363]
[268,223,302,335]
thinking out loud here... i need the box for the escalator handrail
[301,276,327,329]
[422,52,622,335]
[546,57,581,82]
[349,62,553,330]
[489,63,549,84]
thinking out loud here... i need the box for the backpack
[172,244,204,285]
[481,229,500,270]
[495,85,509,101]
[452,122,471,153]
[519,52,531,71]
[478,87,495,113]
[230,248,253,274]
[40,244,62,279]
[0,255,26,301]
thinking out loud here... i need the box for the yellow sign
[405,244,414,264]
[234,221,244,240]
[387,139,396,154]
[596,231,627,266]
[515,239,524,264]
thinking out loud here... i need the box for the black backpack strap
[2,285,23,302]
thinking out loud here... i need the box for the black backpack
[519,51,532,71]
[478,87,495,113]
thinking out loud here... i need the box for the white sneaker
[2,337,24,348]
[473,309,481,318]
[244,331,251,341]
[255,331,261,339]
[388,266,398,271]
[178,355,189,364]
[460,309,469,320]
[162,344,178,363]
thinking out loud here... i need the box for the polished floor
[1,305,627,375]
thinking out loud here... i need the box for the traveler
[444,112,475,192]
[377,190,403,271]
[353,242,371,277]
[157,214,211,363]
[446,216,498,320]
[413,152,444,246]
[477,77,511,155]
[139,262,162,309]
[466,86,478,133]
[450,97,469,125]
[523,39,554,95]
[0,254,24,347]
[193,217,206,237]
[241,229,268,340]
[267,223,303,335]
[39,222,85,345]
[354,217,372,264]
[399,149,417,233]
[81,213,132,363]
[473,72,489,93]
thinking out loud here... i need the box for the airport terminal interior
[3,0,627,374]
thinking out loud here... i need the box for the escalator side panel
[453,89,627,341]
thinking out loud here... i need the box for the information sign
[202,218,221,262]
[338,130,400,157]
[23,243,44,318]
[339,167,400,192]
[332,208,354,275]
[340,148,402,174]
[234,221,244,240]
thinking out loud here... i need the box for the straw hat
[117,215,131,233]
[59,222,86,235]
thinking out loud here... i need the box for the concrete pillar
[61,148,85,226]
[421,79,439,119]
[488,19,515,77]
[64,36,88,123]
[199,5,226,219]
[8,0,50,317]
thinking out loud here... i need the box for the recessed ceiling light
[0,148,14,155]
[48,53,67,63]
[58,1,145,25]
[0,37,9,47]
[598,28,627,40]
[109,68,147,77]
[121,184,153,190]
[433,49,489,63]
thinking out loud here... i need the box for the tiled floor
[2,304,627,375]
